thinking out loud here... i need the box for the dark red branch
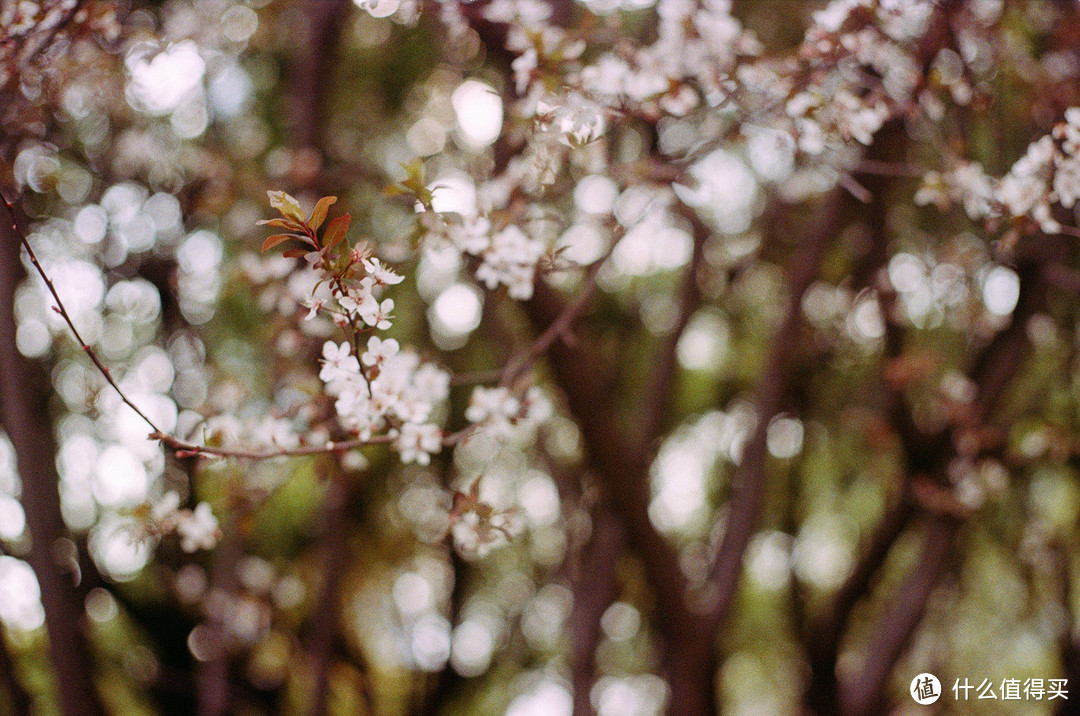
[286,0,349,153]
[306,475,353,716]
[570,504,624,716]
[701,187,845,629]
[638,205,708,449]
[525,279,692,613]
[839,514,958,716]
[839,251,1052,715]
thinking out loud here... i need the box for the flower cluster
[916,108,1080,235]
[577,0,759,114]
[321,337,450,465]
[466,386,551,438]
[251,190,559,560]
[253,190,456,467]
[420,206,548,301]
[448,479,526,559]
[149,493,222,553]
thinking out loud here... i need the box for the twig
[839,173,873,204]
[500,251,611,388]
[2,192,165,434]
[152,432,394,461]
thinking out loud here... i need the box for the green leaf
[267,190,306,224]
[308,196,337,232]
[323,213,351,250]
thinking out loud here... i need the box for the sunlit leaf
[256,217,305,231]
[308,196,337,232]
[267,190,306,224]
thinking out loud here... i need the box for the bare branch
[700,187,846,629]
[839,251,1053,714]
[306,473,354,716]
[637,203,708,449]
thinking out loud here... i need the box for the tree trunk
[0,199,106,716]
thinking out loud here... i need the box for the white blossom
[474,226,545,300]
[466,386,521,435]
[363,257,404,286]
[359,297,394,330]
[396,422,442,465]
[320,341,360,386]
[176,503,221,553]
[362,335,400,367]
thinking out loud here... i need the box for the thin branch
[1,192,165,434]
[152,431,395,461]
[500,251,612,388]
[637,202,708,449]
[700,187,846,630]
[848,159,926,178]
[839,173,873,204]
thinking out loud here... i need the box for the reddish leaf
[261,234,295,252]
[323,213,351,250]
[308,196,337,232]
[282,248,309,258]
[257,217,304,231]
